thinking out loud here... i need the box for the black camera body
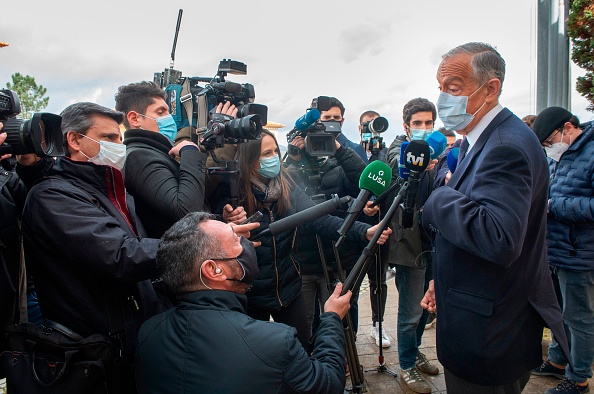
[0,89,64,158]
[361,116,389,159]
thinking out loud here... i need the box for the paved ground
[350,277,593,394]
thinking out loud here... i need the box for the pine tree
[5,73,49,119]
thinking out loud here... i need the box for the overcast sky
[1,0,591,144]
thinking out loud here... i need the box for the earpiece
[215,267,222,274]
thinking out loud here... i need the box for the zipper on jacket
[268,209,283,308]
[128,295,139,311]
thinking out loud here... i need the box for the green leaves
[5,72,49,119]
[568,0,594,111]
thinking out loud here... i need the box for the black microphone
[335,160,392,249]
[401,140,430,228]
[251,194,351,241]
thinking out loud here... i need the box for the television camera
[286,96,343,157]
[0,89,64,158]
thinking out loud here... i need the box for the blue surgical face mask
[410,129,430,141]
[362,132,372,141]
[138,113,178,142]
[257,156,281,178]
[436,85,486,131]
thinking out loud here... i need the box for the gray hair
[60,102,124,155]
[157,212,221,294]
[443,42,506,92]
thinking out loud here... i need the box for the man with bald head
[420,42,569,392]
[135,212,352,394]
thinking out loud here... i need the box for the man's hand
[223,204,247,224]
[216,101,238,118]
[288,136,305,161]
[168,140,200,158]
[420,279,436,313]
[425,158,438,172]
[444,170,452,185]
[230,222,261,247]
[365,224,392,244]
[323,282,352,320]
[0,129,11,161]
[363,200,380,217]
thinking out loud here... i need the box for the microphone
[209,81,243,94]
[251,194,351,241]
[293,109,321,132]
[401,140,431,228]
[335,160,392,249]
[399,141,410,179]
[424,131,448,159]
[447,147,460,173]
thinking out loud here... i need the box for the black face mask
[226,237,259,286]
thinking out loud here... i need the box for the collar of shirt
[465,103,503,152]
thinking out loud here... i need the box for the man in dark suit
[420,42,570,393]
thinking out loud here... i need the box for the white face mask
[544,142,569,162]
[79,134,126,171]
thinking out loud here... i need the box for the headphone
[215,266,222,274]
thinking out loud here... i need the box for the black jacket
[285,146,369,275]
[136,290,347,394]
[21,157,166,358]
[123,129,208,238]
[0,164,27,350]
[216,181,370,312]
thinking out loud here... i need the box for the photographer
[116,81,245,239]
[0,126,28,354]
[284,134,369,338]
[212,129,391,348]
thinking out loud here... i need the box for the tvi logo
[406,152,425,168]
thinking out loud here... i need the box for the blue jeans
[395,264,428,370]
[548,267,594,383]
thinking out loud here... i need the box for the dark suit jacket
[422,108,569,385]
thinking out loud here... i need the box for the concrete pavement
[349,277,593,394]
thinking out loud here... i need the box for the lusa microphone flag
[335,160,392,248]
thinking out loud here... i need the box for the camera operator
[320,96,368,164]
[0,126,28,355]
[115,81,245,239]
[284,133,368,337]
[359,110,388,163]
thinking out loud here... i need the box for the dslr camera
[360,116,389,157]
[0,89,64,158]
[287,96,341,157]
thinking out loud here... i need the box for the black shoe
[545,378,589,394]
[532,359,566,380]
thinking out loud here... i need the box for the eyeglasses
[542,129,561,148]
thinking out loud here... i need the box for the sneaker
[425,314,436,330]
[545,378,590,394]
[370,325,391,348]
[416,351,439,375]
[386,266,396,281]
[532,359,566,380]
[400,366,432,393]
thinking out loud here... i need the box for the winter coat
[284,146,369,275]
[546,121,594,271]
[123,129,208,239]
[135,290,347,394]
[21,157,166,358]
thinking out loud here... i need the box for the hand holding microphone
[335,160,392,249]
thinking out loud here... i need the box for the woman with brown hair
[219,129,391,347]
